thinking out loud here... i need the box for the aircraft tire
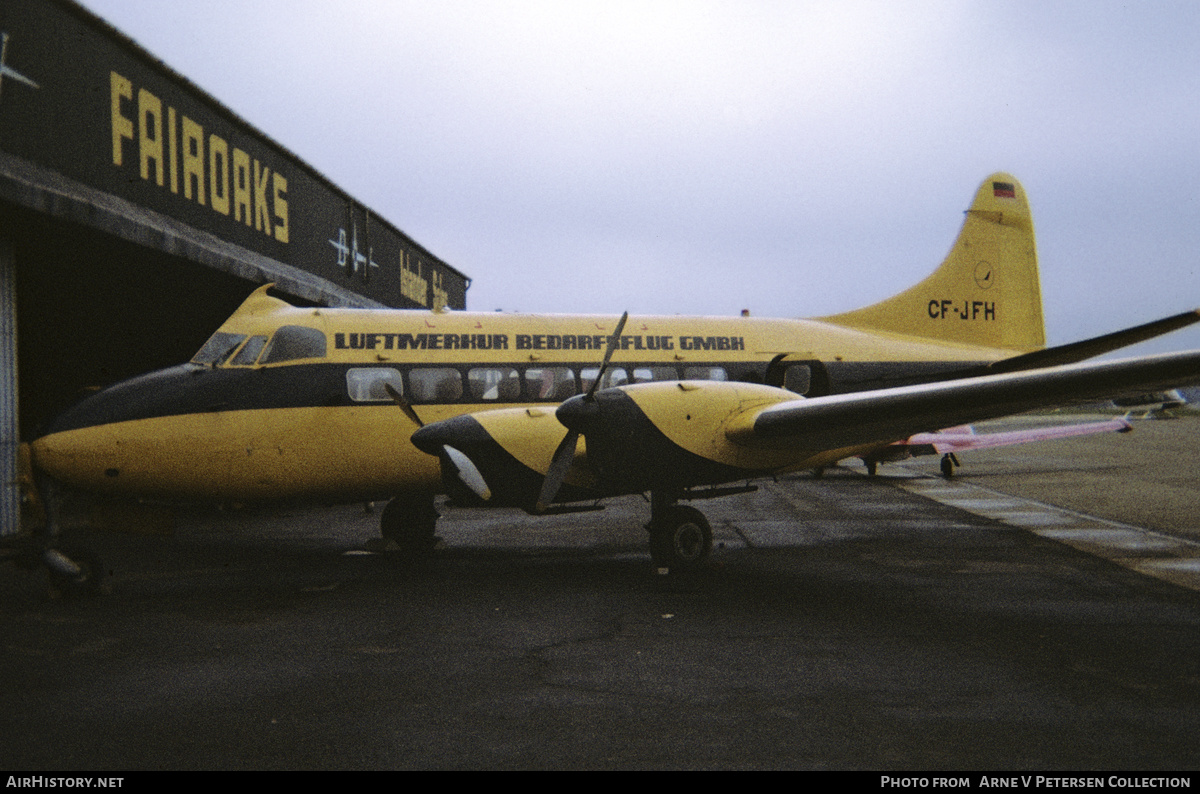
[380,495,439,553]
[649,506,713,571]
[45,546,103,598]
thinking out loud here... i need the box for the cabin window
[525,367,577,400]
[683,366,727,381]
[191,332,246,365]
[229,335,268,366]
[581,367,628,392]
[784,365,812,395]
[260,326,327,364]
[409,368,463,402]
[468,367,521,401]
[632,367,677,383]
[346,368,404,402]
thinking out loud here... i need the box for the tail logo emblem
[974,262,995,290]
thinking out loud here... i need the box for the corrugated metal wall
[0,240,17,536]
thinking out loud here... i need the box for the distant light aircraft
[23,173,1200,592]
[1110,389,1189,418]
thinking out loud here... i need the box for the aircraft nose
[30,364,215,494]
[37,364,210,438]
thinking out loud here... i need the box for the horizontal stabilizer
[986,309,1200,375]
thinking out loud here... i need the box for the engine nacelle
[411,406,598,509]
[555,381,802,494]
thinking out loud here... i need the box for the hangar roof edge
[0,151,388,309]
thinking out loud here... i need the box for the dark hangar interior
[0,0,470,532]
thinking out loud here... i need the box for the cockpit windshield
[190,326,327,367]
[191,332,246,365]
[230,335,268,366]
[260,326,327,363]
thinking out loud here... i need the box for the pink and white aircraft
[863,417,1133,478]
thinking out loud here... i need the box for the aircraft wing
[898,417,1132,455]
[413,349,1200,511]
[728,349,1200,451]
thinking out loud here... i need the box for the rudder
[819,173,1045,352]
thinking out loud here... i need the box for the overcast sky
[76,0,1200,353]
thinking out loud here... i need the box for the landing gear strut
[647,491,713,572]
[940,453,960,479]
[42,545,103,597]
[10,472,105,597]
[379,493,440,553]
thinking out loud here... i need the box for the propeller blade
[384,383,424,428]
[442,445,492,501]
[537,311,625,511]
[535,429,579,513]
[584,311,629,400]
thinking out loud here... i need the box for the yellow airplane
[26,173,1200,590]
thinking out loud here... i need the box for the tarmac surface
[3,416,1200,770]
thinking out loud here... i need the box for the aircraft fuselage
[30,292,1010,505]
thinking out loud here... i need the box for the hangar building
[0,0,471,533]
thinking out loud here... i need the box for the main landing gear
[940,453,960,479]
[646,491,713,573]
[375,490,720,575]
[378,493,440,553]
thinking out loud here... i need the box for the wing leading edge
[728,349,1200,452]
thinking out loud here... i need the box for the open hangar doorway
[9,205,267,439]
[0,0,470,540]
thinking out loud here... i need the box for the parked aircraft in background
[24,173,1200,592]
[862,417,1133,478]
[1110,389,1190,418]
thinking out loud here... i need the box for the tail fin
[820,173,1046,352]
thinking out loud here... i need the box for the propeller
[387,382,491,501]
[384,382,424,428]
[442,445,493,502]
[582,311,629,401]
[534,311,628,513]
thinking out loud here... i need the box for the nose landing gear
[4,470,104,597]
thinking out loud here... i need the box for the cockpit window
[260,326,327,364]
[230,335,268,366]
[191,332,247,365]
